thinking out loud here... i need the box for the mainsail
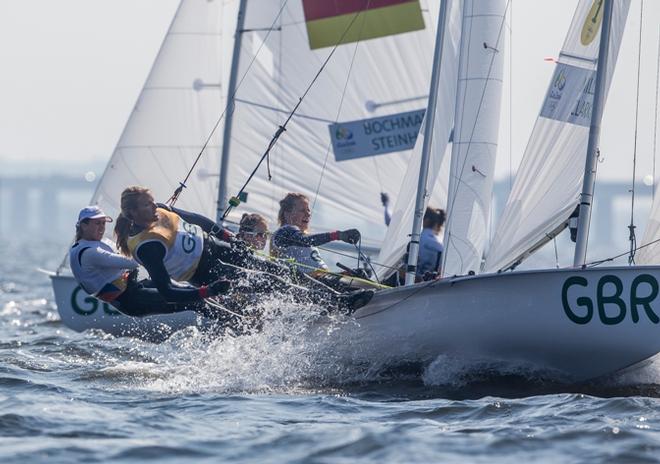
[441,0,507,277]
[221,0,441,247]
[483,0,630,273]
[82,0,441,252]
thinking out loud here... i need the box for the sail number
[70,286,121,316]
[561,274,660,325]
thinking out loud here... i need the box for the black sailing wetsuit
[113,275,203,317]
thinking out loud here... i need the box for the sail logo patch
[334,127,354,141]
[329,109,425,161]
[580,0,604,46]
[540,63,596,127]
[553,69,566,92]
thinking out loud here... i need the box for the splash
[110,294,366,395]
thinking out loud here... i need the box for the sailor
[113,187,242,289]
[237,213,269,251]
[271,192,361,275]
[114,186,373,313]
[69,205,227,318]
[417,206,446,279]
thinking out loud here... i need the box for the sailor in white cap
[69,205,229,317]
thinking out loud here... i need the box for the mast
[573,0,614,267]
[216,0,248,222]
[405,0,451,285]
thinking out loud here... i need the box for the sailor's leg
[112,285,202,317]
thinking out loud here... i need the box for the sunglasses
[240,231,268,238]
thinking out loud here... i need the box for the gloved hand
[207,278,231,297]
[339,228,361,245]
[380,192,389,207]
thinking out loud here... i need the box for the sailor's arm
[135,242,208,303]
[275,227,361,248]
[157,203,235,242]
[83,246,139,270]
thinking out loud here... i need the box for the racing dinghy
[51,0,660,382]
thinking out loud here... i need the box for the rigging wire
[166,1,290,206]
[221,5,375,221]
[588,235,660,268]
[627,0,644,265]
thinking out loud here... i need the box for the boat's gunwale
[357,264,660,318]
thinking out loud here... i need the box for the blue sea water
[2,239,660,463]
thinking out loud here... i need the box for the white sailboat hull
[51,266,660,381]
[332,266,660,381]
[50,274,202,340]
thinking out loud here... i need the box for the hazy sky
[1,0,659,182]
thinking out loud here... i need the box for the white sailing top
[69,239,138,295]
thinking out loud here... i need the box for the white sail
[90,0,233,221]
[78,0,441,254]
[483,0,630,273]
[222,0,441,247]
[638,188,660,263]
[374,0,463,278]
[441,0,506,277]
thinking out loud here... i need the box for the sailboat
[50,0,447,339]
[51,0,660,382]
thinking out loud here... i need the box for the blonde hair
[277,192,308,226]
[115,186,152,255]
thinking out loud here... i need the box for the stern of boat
[50,273,200,340]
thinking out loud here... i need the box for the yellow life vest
[127,208,204,282]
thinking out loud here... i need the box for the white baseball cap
[77,205,113,225]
